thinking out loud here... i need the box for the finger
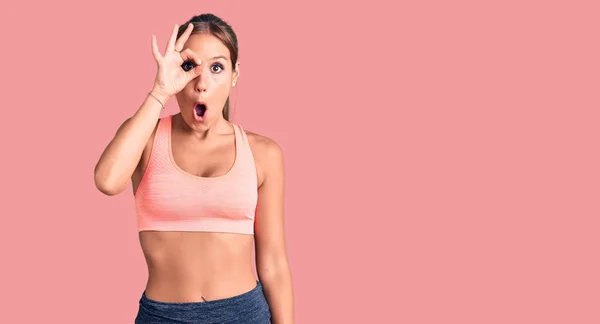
[187,63,204,78]
[174,23,194,52]
[151,35,162,62]
[183,61,204,81]
[166,24,179,53]
[180,48,202,66]
[179,49,203,79]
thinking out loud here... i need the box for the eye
[181,61,196,72]
[211,63,224,73]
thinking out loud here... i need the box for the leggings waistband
[135,281,271,323]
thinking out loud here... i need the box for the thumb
[186,61,203,78]
[179,50,202,81]
[180,49,202,69]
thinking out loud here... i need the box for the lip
[193,100,207,122]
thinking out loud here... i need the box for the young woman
[94,13,294,324]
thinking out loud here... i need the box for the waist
[136,281,271,324]
[144,270,257,303]
[140,231,256,302]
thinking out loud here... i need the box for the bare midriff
[139,231,257,303]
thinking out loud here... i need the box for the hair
[176,13,239,122]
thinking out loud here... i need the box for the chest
[171,136,237,178]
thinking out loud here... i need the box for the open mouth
[194,102,207,121]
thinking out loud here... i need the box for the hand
[150,23,203,97]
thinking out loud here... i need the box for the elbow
[96,183,123,196]
[94,166,126,196]
[257,256,291,281]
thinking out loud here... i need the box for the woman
[94,13,294,324]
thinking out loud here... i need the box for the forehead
[183,33,230,60]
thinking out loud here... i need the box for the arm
[93,91,168,196]
[94,23,202,196]
[254,139,295,324]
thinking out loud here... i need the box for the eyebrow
[209,55,228,61]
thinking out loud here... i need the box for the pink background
[1,0,599,323]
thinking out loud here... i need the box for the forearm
[94,90,168,195]
[259,263,294,324]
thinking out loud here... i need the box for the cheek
[210,75,232,95]
[208,73,230,86]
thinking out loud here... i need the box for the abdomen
[139,231,257,302]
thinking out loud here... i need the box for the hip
[135,280,271,324]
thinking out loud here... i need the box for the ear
[232,61,240,86]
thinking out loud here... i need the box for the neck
[174,113,232,140]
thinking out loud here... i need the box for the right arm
[93,91,169,196]
[93,22,202,196]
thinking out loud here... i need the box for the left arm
[254,139,294,324]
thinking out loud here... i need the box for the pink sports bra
[134,114,258,234]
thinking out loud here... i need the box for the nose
[194,72,207,92]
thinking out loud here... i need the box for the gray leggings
[135,281,271,324]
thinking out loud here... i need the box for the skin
[128,29,295,322]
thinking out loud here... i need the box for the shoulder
[244,129,282,155]
[241,128,284,184]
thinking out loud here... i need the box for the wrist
[149,88,171,107]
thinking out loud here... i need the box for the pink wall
[1,0,599,323]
